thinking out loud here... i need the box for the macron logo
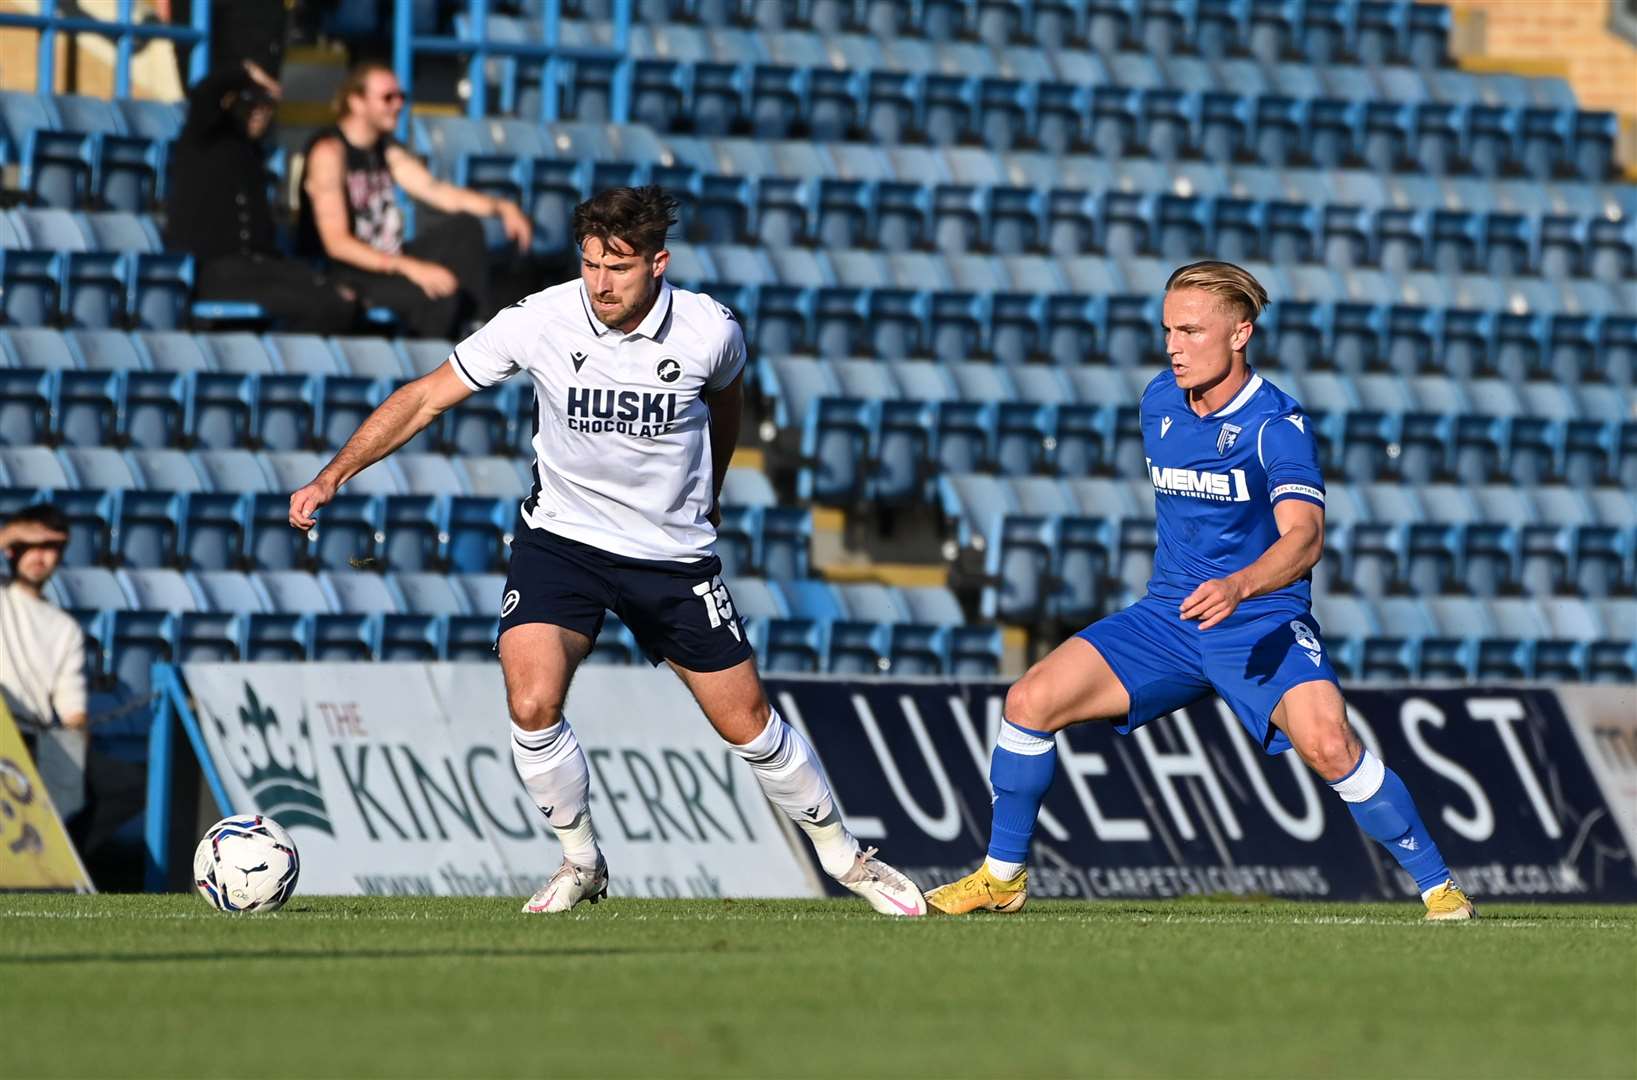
[1160,416,1173,439]
[1284,415,1305,433]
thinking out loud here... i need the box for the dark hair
[5,503,70,535]
[572,186,679,259]
[335,61,395,118]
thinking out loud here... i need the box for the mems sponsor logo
[1147,459,1251,502]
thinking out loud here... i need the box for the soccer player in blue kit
[927,261,1476,920]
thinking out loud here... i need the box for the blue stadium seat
[0,93,90,209]
[58,445,136,490]
[48,565,130,614]
[331,336,409,380]
[313,570,405,659]
[126,446,204,490]
[52,94,166,212]
[118,98,182,142]
[440,573,500,659]
[783,579,879,674]
[0,444,71,494]
[104,567,197,694]
[216,571,308,660]
[1590,597,1637,681]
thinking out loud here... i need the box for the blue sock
[1329,750,1452,894]
[987,719,1057,865]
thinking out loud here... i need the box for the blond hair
[335,61,396,118]
[1165,261,1269,323]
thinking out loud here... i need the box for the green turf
[2,895,1633,1079]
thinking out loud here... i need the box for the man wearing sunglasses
[0,504,87,735]
[298,62,534,339]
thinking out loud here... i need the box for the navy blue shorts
[499,523,754,673]
[1077,595,1340,755]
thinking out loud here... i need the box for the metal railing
[392,0,631,130]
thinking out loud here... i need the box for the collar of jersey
[579,280,673,341]
[1192,371,1263,421]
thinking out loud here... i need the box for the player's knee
[508,690,565,732]
[1004,678,1052,733]
[718,699,773,746]
[1294,725,1357,781]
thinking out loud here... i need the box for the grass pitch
[2,895,1632,1079]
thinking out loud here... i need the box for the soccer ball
[194,815,300,913]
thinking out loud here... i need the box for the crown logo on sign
[210,683,333,835]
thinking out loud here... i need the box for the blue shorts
[500,523,754,673]
[1076,595,1339,755]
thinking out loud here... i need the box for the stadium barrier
[147,663,1636,902]
[0,698,94,892]
[147,663,817,898]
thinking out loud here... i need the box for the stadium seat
[0,93,90,209]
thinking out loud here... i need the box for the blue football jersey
[1139,370,1325,607]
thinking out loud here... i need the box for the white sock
[729,708,860,879]
[510,719,601,868]
[984,856,1025,881]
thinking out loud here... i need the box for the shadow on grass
[1,944,745,966]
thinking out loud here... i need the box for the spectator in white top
[0,504,88,732]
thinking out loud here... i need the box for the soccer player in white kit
[289,186,926,916]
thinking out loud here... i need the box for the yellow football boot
[925,863,1029,915]
[1422,880,1477,921]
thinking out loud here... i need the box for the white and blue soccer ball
[193,815,300,913]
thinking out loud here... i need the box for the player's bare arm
[1180,499,1323,630]
[701,371,743,527]
[288,362,474,528]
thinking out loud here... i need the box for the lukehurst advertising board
[766,679,1637,902]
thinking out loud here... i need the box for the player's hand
[288,476,337,530]
[1180,577,1243,630]
[496,200,533,251]
[399,257,458,299]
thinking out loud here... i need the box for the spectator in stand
[165,60,360,333]
[297,61,535,339]
[0,505,87,734]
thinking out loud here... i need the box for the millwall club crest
[656,357,682,383]
[1217,423,1243,456]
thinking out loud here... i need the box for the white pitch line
[0,908,1632,931]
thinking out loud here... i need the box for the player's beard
[590,298,635,328]
[590,286,655,331]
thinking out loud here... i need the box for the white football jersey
[446,279,746,561]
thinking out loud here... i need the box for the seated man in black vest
[297,62,533,339]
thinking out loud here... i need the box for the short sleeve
[447,304,530,391]
[705,314,747,393]
[1259,413,1326,508]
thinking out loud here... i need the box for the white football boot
[521,858,609,914]
[837,847,927,917]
